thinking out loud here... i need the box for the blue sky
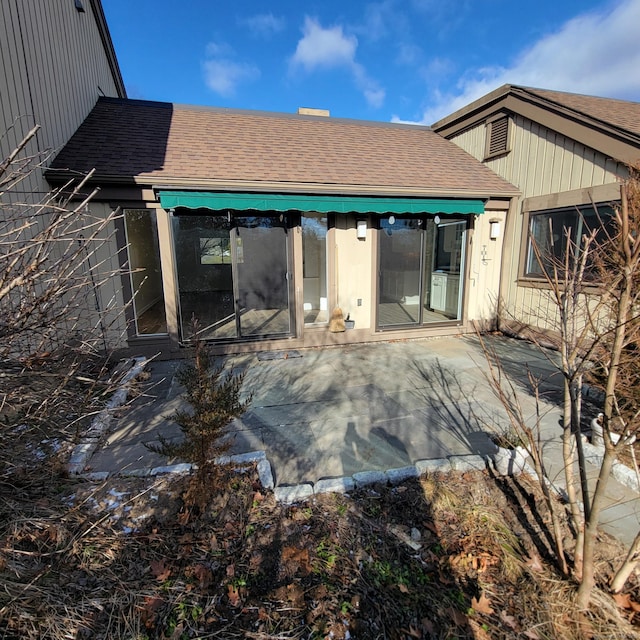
[103,0,640,124]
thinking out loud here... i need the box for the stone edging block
[150,463,192,476]
[315,477,356,494]
[449,455,487,472]
[353,470,387,487]
[386,466,419,485]
[415,459,452,474]
[257,459,274,490]
[580,436,640,493]
[68,357,148,475]
[274,484,314,504]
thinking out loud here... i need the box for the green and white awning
[158,191,485,215]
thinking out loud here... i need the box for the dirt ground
[2,353,640,639]
[2,458,640,640]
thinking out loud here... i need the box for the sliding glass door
[378,218,423,327]
[124,209,167,335]
[378,217,466,328]
[172,213,293,341]
[235,216,291,337]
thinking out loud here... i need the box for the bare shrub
[1,126,124,361]
[486,165,640,609]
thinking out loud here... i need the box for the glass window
[302,214,328,325]
[200,237,231,264]
[124,209,167,335]
[525,203,616,278]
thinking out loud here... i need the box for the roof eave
[433,86,640,164]
[44,169,520,200]
[148,177,521,200]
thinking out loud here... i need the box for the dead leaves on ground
[613,591,640,623]
[4,466,640,640]
[150,557,171,582]
[613,591,640,612]
[139,595,165,629]
[471,591,494,616]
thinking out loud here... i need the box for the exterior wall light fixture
[489,218,501,240]
[357,219,367,240]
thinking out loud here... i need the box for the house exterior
[1,0,126,355]
[9,5,640,358]
[46,98,519,356]
[432,85,640,335]
[1,0,125,191]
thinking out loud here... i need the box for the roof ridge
[96,96,433,130]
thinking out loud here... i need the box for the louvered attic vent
[485,115,510,158]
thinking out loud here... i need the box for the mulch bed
[2,351,640,639]
[2,462,639,639]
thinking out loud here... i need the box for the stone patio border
[68,356,148,475]
[83,452,492,504]
[72,355,640,507]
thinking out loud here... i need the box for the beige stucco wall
[464,210,507,327]
[333,215,373,330]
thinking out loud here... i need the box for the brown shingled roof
[47,98,517,197]
[522,87,640,138]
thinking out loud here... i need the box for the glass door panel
[172,215,236,340]
[235,216,291,337]
[378,218,423,328]
[124,209,167,335]
[424,220,465,322]
[173,214,293,341]
[302,214,328,325]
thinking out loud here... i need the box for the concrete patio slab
[82,335,640,546]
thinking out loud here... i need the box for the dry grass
[2,357,640,639]
[3,463,640,639]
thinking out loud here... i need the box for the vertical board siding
[1,1,125,353]
[1,0,121,170]
[1,1,33,159]
[449,113,627,334]
[452,115,625,197]
[0,1,43,202]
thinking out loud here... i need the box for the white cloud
[203,42,259,97]
[290,17,358,71]
[399,0,640,125]
[364,87,386,108]
[242,13,285,38]
[290,17,385,108]
[352,63,386,108]
[420,57,454,79]
[396,42,423,66]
